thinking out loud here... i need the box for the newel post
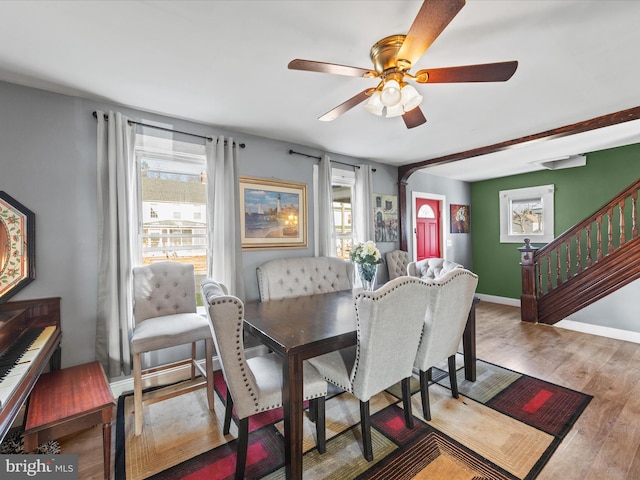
[518,238,539,323]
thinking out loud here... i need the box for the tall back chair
[413,268,478,420]
[130,261,214,436]
[308,277,429,462]
[201,279,328,480]
[385,249,410,280]
[256,256,353,301]
[407,257,463,281]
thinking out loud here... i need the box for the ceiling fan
[288,0,518,129]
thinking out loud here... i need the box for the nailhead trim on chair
[349,278,425,389]
[213,297,261,410]
[207,281,327,414]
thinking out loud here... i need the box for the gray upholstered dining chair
[385,249,410,280]
[130,261,215,436]
[407,257,463,281]
[308,276,430,462]
[256,256,353,301]
[201,279,328,480]
[413,268,478,420]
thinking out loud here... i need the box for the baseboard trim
[554,319,640,344]
[475,294,520,307]
[109,345,269,397]
[474,294,640,343]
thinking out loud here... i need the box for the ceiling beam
[398,105,640,184]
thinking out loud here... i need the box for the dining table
[243,289,479,480]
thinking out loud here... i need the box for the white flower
[350,241,381,265]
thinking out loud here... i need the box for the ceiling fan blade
[415,61,518,83]
[319,89,375,122]
[288,59,373,78]
[402,107,427,129]
[396,0,466,66]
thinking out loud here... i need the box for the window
[332,169,355,259]
[135,135,207,302]
[499,184,554,243]
[417,204,435,218]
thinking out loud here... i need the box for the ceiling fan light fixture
[401,84,423,112]
[385,103,404,118]
[380,79,401,107]
[364,91,384,116]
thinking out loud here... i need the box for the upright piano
[0,297,62,442]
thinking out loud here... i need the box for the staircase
[519,178,640,324]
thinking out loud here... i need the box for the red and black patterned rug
[115,357,591,480]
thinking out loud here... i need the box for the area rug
[0,430,61,455]
[115,357,591,480]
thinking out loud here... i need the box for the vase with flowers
[350,240,381,291]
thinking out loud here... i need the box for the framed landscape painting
[240,177,307,250]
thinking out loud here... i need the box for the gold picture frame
[240,177,307,250]
[0,191,35,302]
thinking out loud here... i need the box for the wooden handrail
[520,178,640,322]
[537,178,640,259]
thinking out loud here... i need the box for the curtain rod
[92,111,245,148]
[288,149,376,172]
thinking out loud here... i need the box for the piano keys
[0,326,58,408]
[0,298,61,442]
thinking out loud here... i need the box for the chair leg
[308,398,317,422]
[448,355,459,398]
[419,369,431,421]
[315,397,326,454]
[190,342,196,380]
[205,338,215,411]
[235,417,249,480]
[224,390,234,435]
[359,400,373,462]
[401,377,414,429]
[133,353,144,436]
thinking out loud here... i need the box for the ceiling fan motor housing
[370,35,408,74]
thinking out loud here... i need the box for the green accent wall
[470,143,640,299]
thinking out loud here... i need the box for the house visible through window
[332,169,355,259]
[135,135,207,303]
[499,184,555,243]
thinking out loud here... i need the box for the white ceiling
[2,0,640,182]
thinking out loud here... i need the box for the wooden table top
[25,361,115,431]
[243,290,358,358]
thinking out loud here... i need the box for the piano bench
[23,361,115,480]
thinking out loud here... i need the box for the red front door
[415,198,441,261]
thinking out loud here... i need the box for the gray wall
[0,80,470,368]
[406,170,473,269]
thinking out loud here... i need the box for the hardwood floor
[59,301,640,479]
[474,302,640,480]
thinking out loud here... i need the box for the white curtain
[354,164,375,243]
[205,136,245,299]
[96,110,138,379]
[317,154,336,257]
